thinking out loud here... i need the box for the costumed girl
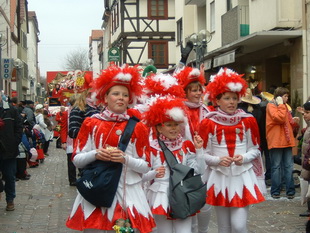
[175,66,213,233]
[199,68,265,233]
[135,72,185,113]
[66,64,156,233]
[174,66,212,140]
[142,94,205,233]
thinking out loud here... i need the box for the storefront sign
[108,47,120,62]
[1,58,12,79]
[213,50,235,67]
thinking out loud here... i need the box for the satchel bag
[76,116,139,207]
[158,139,206,219]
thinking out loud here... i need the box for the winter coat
[301,122,310,181]
[266,102,297,149]
[0,103,23,159]
[56,110,68,144]
[68,105,99,139]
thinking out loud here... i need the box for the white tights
[154,214,192,233]
[192,204,212,233]
[84,230,141,233]
[214,206,249,233]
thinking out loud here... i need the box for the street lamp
[189,29,212,68]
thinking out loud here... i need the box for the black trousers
[67,153,77,183]
[16,158,27,178]
[43,141,50,154]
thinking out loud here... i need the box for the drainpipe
[302,0,309,101]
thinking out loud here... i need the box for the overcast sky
[28,0,104,77]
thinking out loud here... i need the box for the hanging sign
[1,58,12,79]
[108,47,120,62]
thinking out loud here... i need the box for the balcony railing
[222,5,249,46]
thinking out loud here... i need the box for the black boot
[300,200,310,217]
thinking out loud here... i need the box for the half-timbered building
[102,0,176,73]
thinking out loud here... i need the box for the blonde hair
[73,89,89,112]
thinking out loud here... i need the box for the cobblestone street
[0,141,308,233]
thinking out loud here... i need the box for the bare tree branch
[63,48,90,71]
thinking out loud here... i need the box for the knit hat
[174,66,205,90]
[35,104,44,110]
[93,64,143,105]
[205,67,247,102]
[304,102,310,111]
[143,95,187,127]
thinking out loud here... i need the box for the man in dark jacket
[0,94,23,211]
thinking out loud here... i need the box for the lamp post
[189,29,212,68]
[0,34,3,90]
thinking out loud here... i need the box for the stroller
[32,126,45,163]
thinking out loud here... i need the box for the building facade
[102,0,310,111]
[182,0,305,109]
[89,29,104,77]
[102,0,176,73]
[0,0,42,102]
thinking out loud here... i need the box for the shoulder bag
[76,116,140,207]
[158,139,206,219]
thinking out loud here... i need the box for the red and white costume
[143,131,204,217]
[142,95,205,233]
[66,109,155,232]
[184,101,213,140]
[66,63,156,233]
[199,108,265,207]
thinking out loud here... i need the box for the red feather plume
[206,67,247,102]
[93,64,143,104]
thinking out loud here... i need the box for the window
[148,0,168,19]
[227,0,232,11]
[112,3,119,33]
[176,18,183,46]
[148,41,168,68]
[210,1,215,32]
[21,31,27,49]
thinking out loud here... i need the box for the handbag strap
[158,139,178,169]
[118,116,140,152]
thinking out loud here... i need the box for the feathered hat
[144,73,185,98]
[174,66,205,90]
[93,64,143,105]
[143,94,187,127]
[205,67,247,102]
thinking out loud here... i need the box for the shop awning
[200,30,302,67]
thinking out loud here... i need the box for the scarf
[157,133,184,163]
[184,101,202,109]
[91,107,130,122]
[206,108,252,126]
[158,133,183,151]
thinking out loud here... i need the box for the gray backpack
[158,140,206,219]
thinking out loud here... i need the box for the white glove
[275,96,284,105]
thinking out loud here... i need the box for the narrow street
[0,141,307,233]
